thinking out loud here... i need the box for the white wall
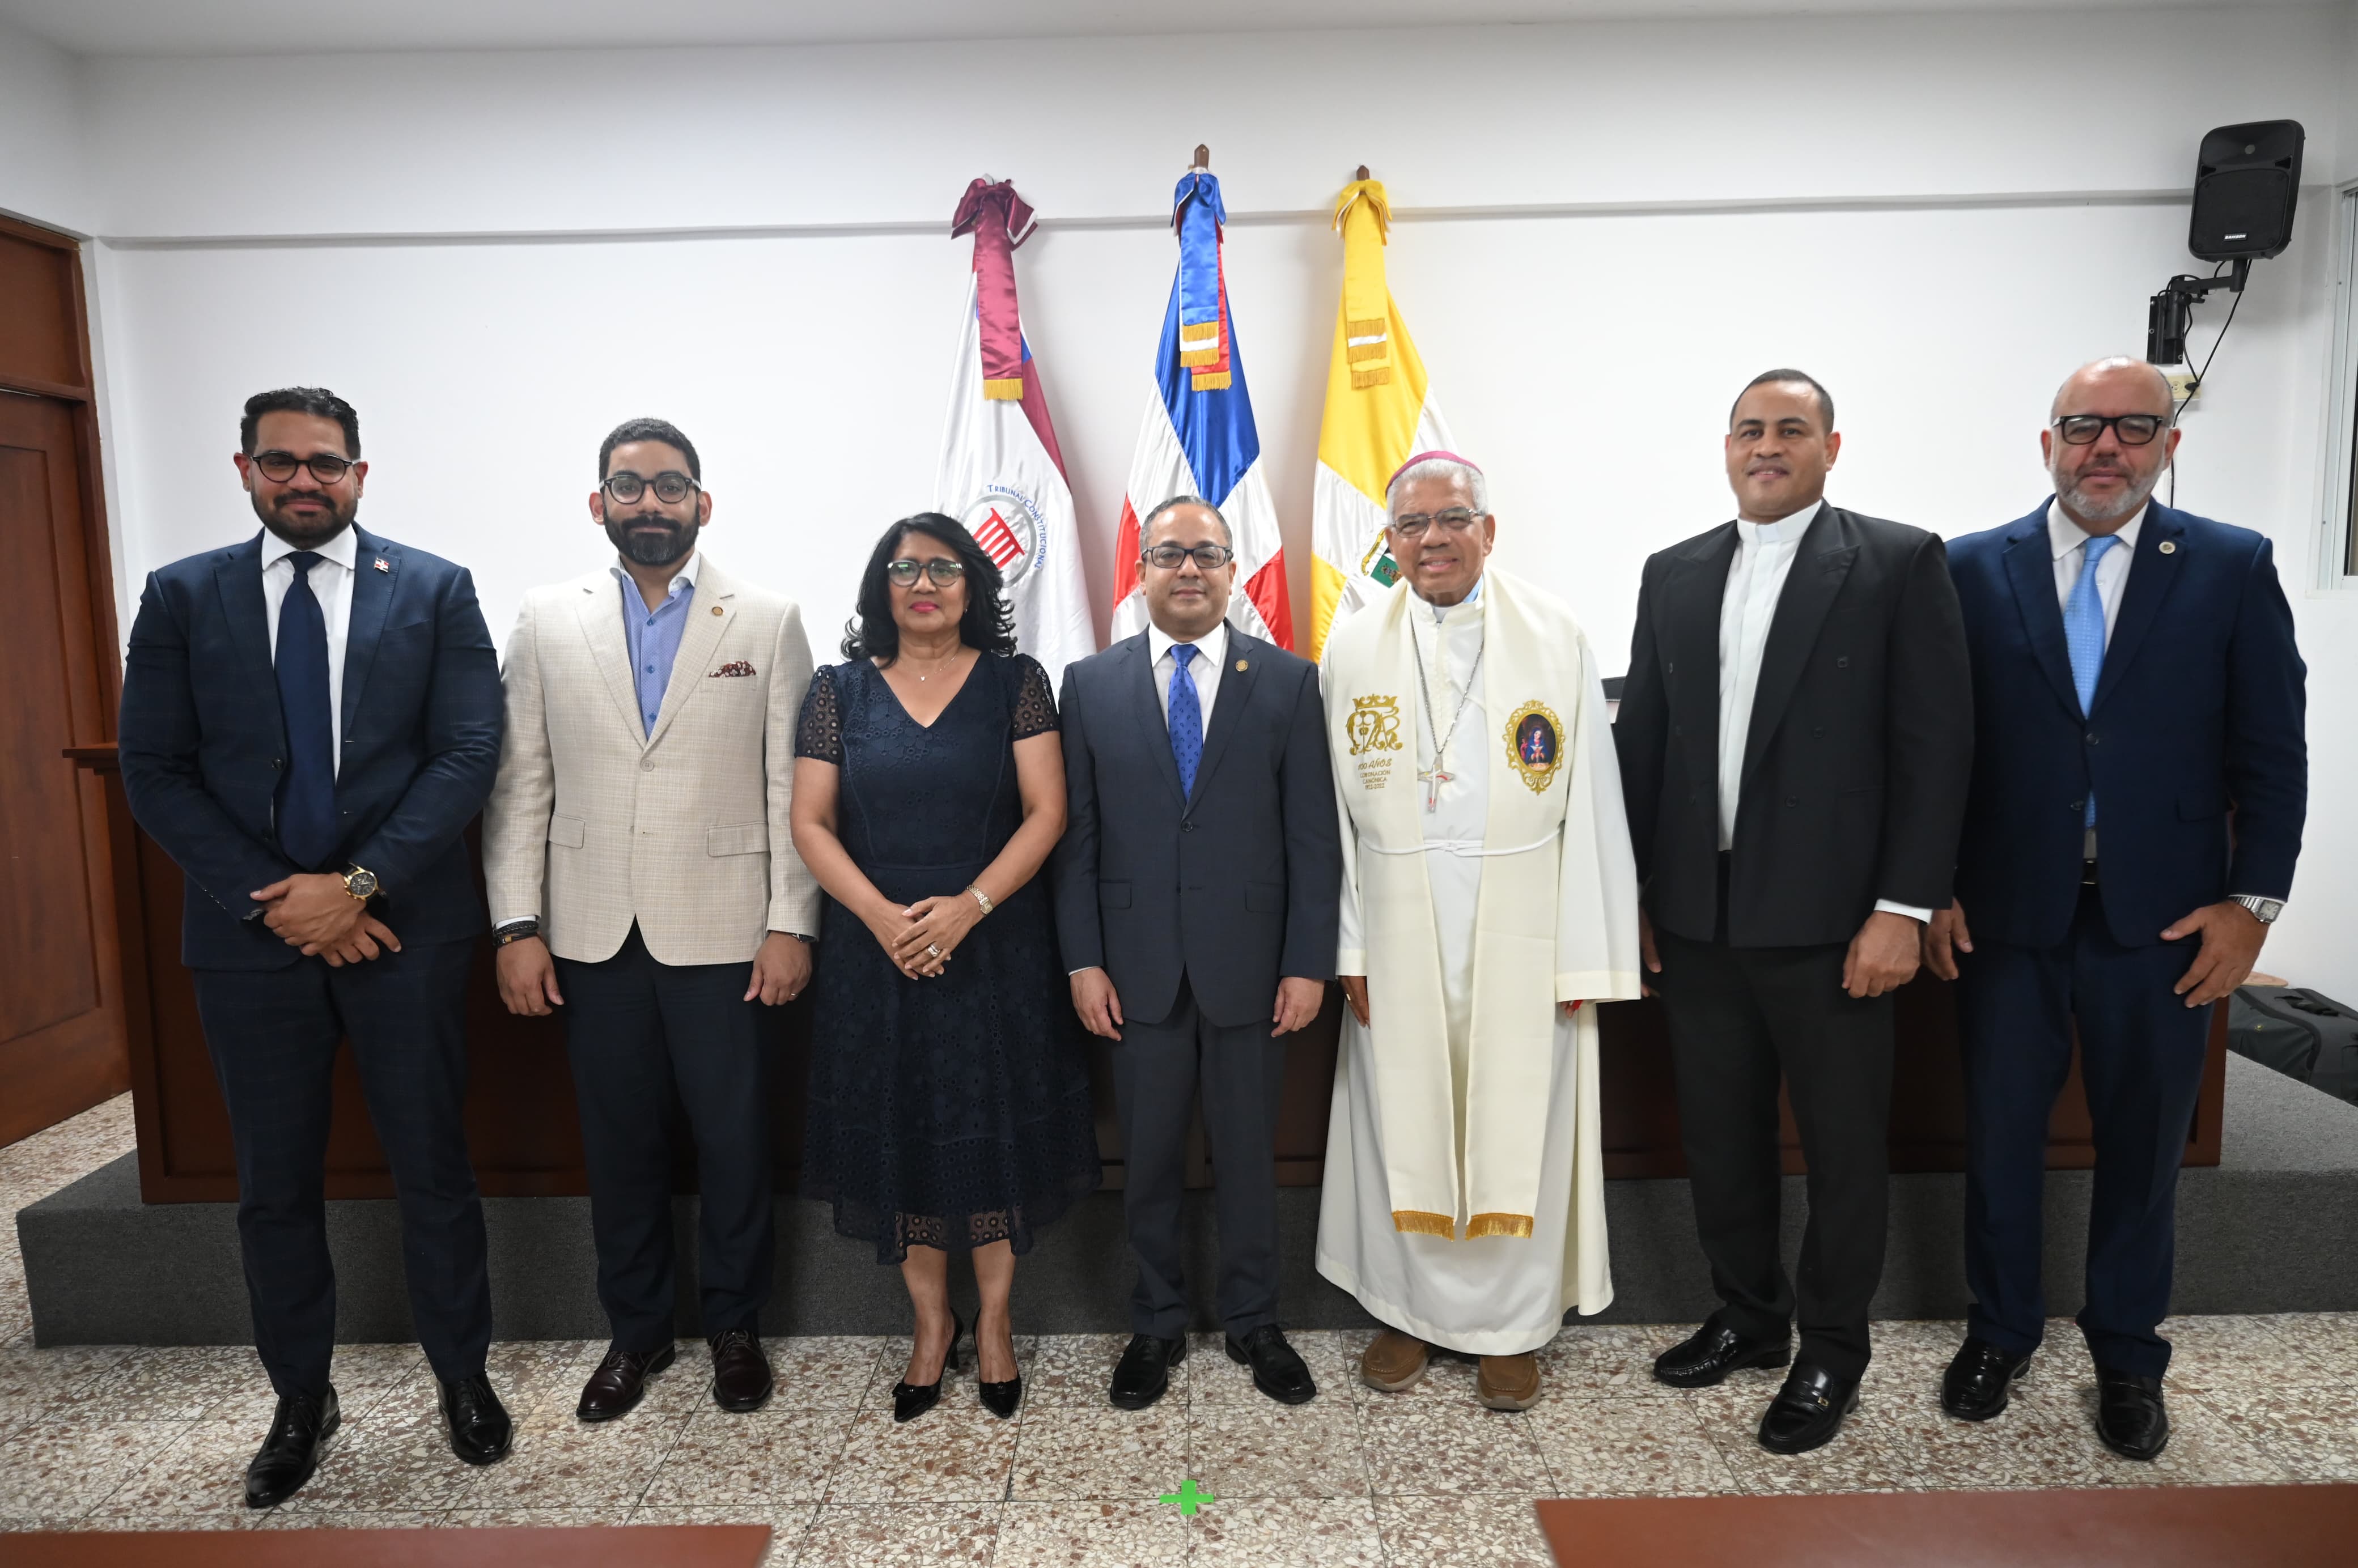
[57,3,2358,995]
[0,14,88,233]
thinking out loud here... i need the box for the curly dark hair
[842,512,1017,663]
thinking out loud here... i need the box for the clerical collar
[1423,575,1484,623]
[1735,499,1823,545]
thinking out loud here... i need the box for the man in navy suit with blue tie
[118,388,512,1506]
[1927,358,2306,1460]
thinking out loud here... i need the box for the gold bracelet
[966,884,994,916]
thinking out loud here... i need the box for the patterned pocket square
[710,660,757,678]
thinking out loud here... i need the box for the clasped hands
[251,873,396,967]
[867,892,983,980]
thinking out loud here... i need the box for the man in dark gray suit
[1055,496,1342,1410]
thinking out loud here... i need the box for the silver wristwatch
[2230,894,2283,925]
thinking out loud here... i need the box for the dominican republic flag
[937,177,1096,685]
[1108,170,1292,648]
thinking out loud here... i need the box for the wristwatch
[966,884,995,917]
[2230,894,2283,925]
[341,865,380,902]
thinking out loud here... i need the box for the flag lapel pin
[372,558,390,572]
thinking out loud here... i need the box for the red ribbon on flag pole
[951,179,1038,401]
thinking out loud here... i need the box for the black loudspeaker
[2189,120,2303,262]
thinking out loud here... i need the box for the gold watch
[341,865,380,902]
[966,884,994,916]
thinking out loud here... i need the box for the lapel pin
[372,558,390,572]
[711,605,724,615]
[2159,541,2177,554]
[1235,659,1248,672]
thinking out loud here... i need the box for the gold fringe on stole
[1465,1213,1536,1240]
[1346,341,1389,364]
[1178,321,1221,346]
[1391,1209,1456,1238]
[982,377,1025,401]
[1351,367,1392,389]
[1345,316,1389,338]
[1177,346,1220,368]
[1191,370,1232,390]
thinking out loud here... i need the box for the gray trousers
[1110,975,1290,1340]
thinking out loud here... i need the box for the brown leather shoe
[1477,1353,1542,1411]
[709,1329,773,1413]
[576,1342,675,1422]
[1360,1329,1430,1393]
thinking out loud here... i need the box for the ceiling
[0,0,2307,58]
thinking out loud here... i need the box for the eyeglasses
[2052,414,2168,447]
[602,470,699,504]
[1391,508,1485,541]
[1141,543,1236,571]
[886,558,966,588]
[252,451,355,485]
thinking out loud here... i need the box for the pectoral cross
[1419,766,1452,812]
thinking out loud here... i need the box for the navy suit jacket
[1945,500,2305,950]
[118,525,503,970]
[1052,629,1341,1030]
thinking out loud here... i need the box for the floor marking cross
[1158,1478,1215,1516]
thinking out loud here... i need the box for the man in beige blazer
[484,417,818,1420]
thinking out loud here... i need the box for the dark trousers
[554,924,773,1352]
[1956,883,2211,1378]
[192,939,491,1399]
[1655,890,1897,1382]
[1110,975,1290,1340]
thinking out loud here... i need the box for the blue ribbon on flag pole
[1173,171,1226,333]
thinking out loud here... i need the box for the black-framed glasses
[2053,414,2168,447]
[1141,543,1236,571]
[886,558,966,588]
[1391,508,1484,541]
[602,470,699,504]
[252,451,355,485]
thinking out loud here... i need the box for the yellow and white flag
[1308,177,1454,662]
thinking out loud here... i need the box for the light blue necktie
[1168,644,1202,798]
[2063,533,2119,828]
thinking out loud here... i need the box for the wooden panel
[0,223,85,394]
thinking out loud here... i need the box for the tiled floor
[4,1095,2355,1563]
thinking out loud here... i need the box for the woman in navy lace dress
[790,513,1100,1423]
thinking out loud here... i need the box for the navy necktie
[1168,644,1202,798]
[274,551,339,869]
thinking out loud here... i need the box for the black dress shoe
[709,1329,774,1413]
[577,1342,676,1422]
[1652,1319,1791,1389]
[1108,1332,1189,1410]
[892,1314,965,1424]
[440,1373,512,1465]
[1227,1325,1317,1406]
[1941,1337,2032,1422]
[1758,1362,1861,1455]
[2094,1367,2170,1460]
[244,1387,339,1508]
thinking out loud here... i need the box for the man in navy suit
[118,388,512,1505]
[1927,357,2305,1460]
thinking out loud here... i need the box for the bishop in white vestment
[1314,453,1642,1410]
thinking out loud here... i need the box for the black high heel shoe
[977,1316,1023,1420]
[892,1312,965,1424]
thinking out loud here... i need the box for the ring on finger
[926,943,942,959]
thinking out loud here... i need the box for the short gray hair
[1385,457,1487,519]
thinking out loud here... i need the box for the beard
[252,488,358,549]
[605,512,695,567]
[2051,459,2157,525]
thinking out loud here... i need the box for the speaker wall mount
[2147,120,2304,374]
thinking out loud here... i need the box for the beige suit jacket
[483,553,820,966]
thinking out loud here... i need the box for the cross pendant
[1419,767,1452,811]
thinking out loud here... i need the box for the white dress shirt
[2047,499,2143,638]
[261,524,358,776]
[1147,618,1228,740]
[1716,500,1927,924]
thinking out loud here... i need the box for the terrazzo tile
[2206,1378,2358,1481]
[271,1404,483,1514]
[1189,1495,1384,1566]
[90,1417,283,1519]
[1533,1323,1695,1399]
[1691,1385,1912,1495]
[630,1502,817,1565]
[68,1509,269,1531]
[1373,1493,1554,1568]
[788,1501,999,1566]
[45,1345,270,1422]
[260,1508,448,1528]
[994,1499,1185,1567]
[1010,1403,1190,1501]
[761,1335,888,1409]
[2088,1388,2287,1487]
[459,1402,690,1508]
[1871,1377,2122,1492]
[0,1344,131,1416]
[2157,1314,2301,1396]
[825,1406,1020,1503]
[1186,1330,1354,1406]
[2258,1310,2358,1378]
[1360,1399,1551,1495]
[440,1505,637,1525]
[0,1419,193,1518]
[1524,1391,1738,1497]
[639,1405,855,1503]
[1021,1334,1131,1408]
[482,1338,608,1416]
[1189,1398,1369,1499]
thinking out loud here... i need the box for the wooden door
[0,215,128,1145]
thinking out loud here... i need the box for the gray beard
[2053,468,2156,525]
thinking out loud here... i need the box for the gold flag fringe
[1345,315,1388,338]
[1178,321,1222,346]
[1191,370,1232,391]
[1391,1209,1456,1238]
[1465,1212,1536,1240]
[1177,346,1221,368]
[1346,341,1389,364]
[1351,367,1393,390]
[982,377,1025,401]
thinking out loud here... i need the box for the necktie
[2063,533,2119,829]
[1168,644,1202,799]
[274,551,340,869]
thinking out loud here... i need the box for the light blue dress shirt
[612,553,700,736]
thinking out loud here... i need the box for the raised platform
[21,1055,2358,1346]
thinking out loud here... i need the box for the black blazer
[118,526,503,970]
[1053,629,1341,1029]
[1615,504,1973,948]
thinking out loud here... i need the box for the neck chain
[1409,609,1485,811]
[900,644,965,682]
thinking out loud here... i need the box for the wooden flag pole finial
[1193,143,1210,169]
[1355,164,1369,181]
